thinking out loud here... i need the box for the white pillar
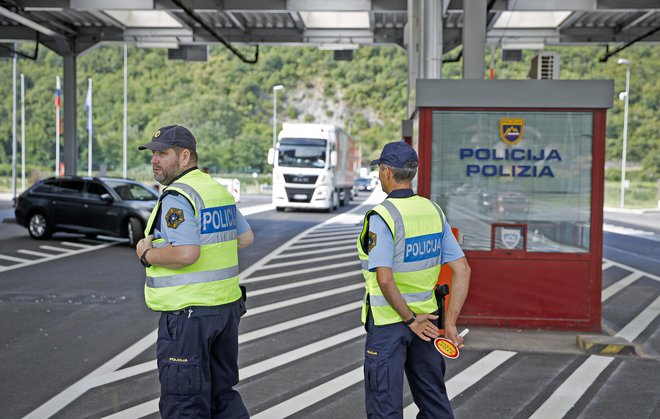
[12,50,17,200]
[21,73,25,191]
[463,0,487,79]
[423,0,443,79]
[123,44,128,179]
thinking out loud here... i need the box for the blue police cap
[370,141,419,168]
[138,125,196,151]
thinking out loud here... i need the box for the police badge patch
[499,118,524,145]
[368,231,377,252]
[166,208,184,229]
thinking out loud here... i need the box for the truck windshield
[278,138,327,168]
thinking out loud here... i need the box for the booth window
[430,111,593,253]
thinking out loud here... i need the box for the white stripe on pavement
[615,295,660,342]
[60,241,92,248]
[248,271,361,297]
[529,355,614,419]
[601,272,643,302]
[245,283,363,317]
[39,245,72,253]
[241,261,358,284]
[286,238,356,250]
[240,203,275,216]
[602,258,660,282]
[4,242,117,274]
[17,249,57,257]
[252,367,364,419]
[278,244,355,258]
[403,350,517,417]
[296,234,359,244]
[601,260,613,271]
[0,254,31,262]
[265,252,355,269]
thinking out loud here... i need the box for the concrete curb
[577,334,639,356]
[604,206,660,214]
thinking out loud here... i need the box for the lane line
[265,252,355,269]
[601,260,613,271]
[248,271,361,297]
[245,283,363,317]
[603,223,660,243]
[306,229,361,238]
[241,261,358,284]
[296,234,358,244]
[17,249,57,257]
[4,242,117,274]
[601,272,643,302]
[403,350,517,417]
[603,258,660,282]
[529,355,614,419]
[252,367,364,419]
[39,245,72,253]
[615,295,660,342]
[240,203,275,216]
[287,238,356,250]
[278,244,355,257]
[0,254,31,262]
[60,241,92,248]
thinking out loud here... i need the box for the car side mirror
[100,193,114,203]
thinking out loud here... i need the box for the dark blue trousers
[364,314,454,419]
[157,300,249,419]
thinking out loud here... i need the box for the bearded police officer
[357,141,471,418]
[136,125,252,418]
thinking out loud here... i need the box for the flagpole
[123,43,128,179]
[21,73,25,192]
[12,48,17,201]
[87,77,92,177]
[55,76,61,177]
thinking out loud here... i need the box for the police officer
[357,141,471,418]
[135,125,252,418]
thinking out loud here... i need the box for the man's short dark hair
[384,161,418,183]
[173,146,198,165]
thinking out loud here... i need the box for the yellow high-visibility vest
[357,195,445,325]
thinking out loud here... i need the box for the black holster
[239,285,248,317]
[435,284,450,329]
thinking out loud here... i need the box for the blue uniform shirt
[367,202,464,271]
[155,193,250,245]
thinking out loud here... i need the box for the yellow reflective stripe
[146,265,239,288]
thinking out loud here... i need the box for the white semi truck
[268,123,359,212]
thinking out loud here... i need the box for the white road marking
[305,229,361,238]
[241,261,358,284]
[17,249,56,257]
[252,367,364,419]
[278,243,355,257]
[287,238,356,250]
[3,242,117,274]
[0,254,31,262]
[615,295,660,342]
[529,355,614,419]
[265,252,355,269]
[248,271,361,297]
[39,245,72,253]
[403,350,517,417]
[60,241,92,248]
[601,260,613,271]
[602,258,660,282]
[296,233,359,244]
[245,283,364,317]
[601,271,643,302]
[603,223,660,242]
[240,203,275,216]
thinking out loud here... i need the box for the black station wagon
[14,176,159,246]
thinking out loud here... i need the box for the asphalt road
[0,193,658,418]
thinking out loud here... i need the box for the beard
[153,161,181,186]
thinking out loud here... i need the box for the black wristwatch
[140,249,152,268]
[404,314,416,325]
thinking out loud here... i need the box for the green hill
[0,43,658,184]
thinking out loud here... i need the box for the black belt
[168,303,233,317]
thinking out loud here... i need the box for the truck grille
[284,174,318,184]
[285,187,314,203]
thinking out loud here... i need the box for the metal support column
[463,0,487,79]
[63,53,77,175]
[406,0,421,117]
[423,0,443,79]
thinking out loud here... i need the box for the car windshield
[278,138,327,168]
[104,180,159,201]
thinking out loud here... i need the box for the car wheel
[28,212,52,240]
[127,217,144,247]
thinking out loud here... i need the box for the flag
[55,76,61,109]
[85,79,92,134]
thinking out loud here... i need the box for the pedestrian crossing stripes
[22,194,660,419]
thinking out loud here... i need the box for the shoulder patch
[368,231,377,252]
[165,207,185,229]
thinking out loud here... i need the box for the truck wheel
[276,207,284,212]
[127,217,144,247]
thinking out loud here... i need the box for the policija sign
[459,118,561,178]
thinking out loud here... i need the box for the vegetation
[0,42,657,201]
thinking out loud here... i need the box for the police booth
[412,80,613,331]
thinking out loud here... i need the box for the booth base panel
[459,256,601,332]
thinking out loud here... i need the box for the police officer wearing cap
[357,141,471,418]
[135,125,252,418]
